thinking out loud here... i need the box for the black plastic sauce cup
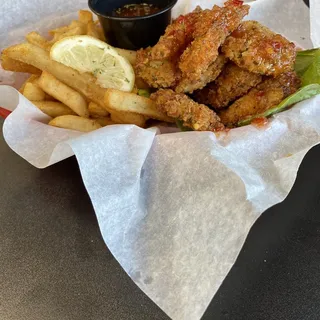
[88,0,178,50]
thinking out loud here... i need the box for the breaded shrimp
[150,89,225,131]
[175,55,227,93]
[194,62,262,108]
[179,1,249,83]
[222,21,296,76]
[150,6,202,61]
[135,47,180,88]
[218,72,301,127]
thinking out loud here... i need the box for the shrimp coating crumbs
[175,55,227,93]
[222,21,296,76]
[135,1,302,131]
[135,47,180,88]
[192,5,223,38]
[150,7,202,61]
[194,62,262,108]
[179,1,249,83]
[150,89,225,131]
[218,72,301,127]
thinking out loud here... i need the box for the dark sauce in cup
[113,3,160,17]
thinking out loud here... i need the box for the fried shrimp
[150,6,202,61]
[175,55,227,93]
[222,21,296,76]
[150,89,225,131]
[194,62,262,108]
[179,1,249,83]
[135,47,180,88]
[218,72,301,127]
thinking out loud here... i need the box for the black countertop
[1,123,320,320]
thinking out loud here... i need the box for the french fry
[110,111,146,127]
[26,32,52,51]
[115,48,137,65]
[3,43,139,120]
[95,117,115,127]
[87,21,101,39]
[49,25,71,36]
[38,71,89,117]
[3,43,105,103]
[94,20,106,41]
[49,20,86,43]
[32,101,76,117]
[23,82,46,101]
[30,77,56,100]
[69,20,87,29]
[88,101,109,118]
[49,115,101,132]
[104,89,174,122]
[51,25,87,43]
[19,75,40,93]
[79,10,93,24]
[1,54,41,74]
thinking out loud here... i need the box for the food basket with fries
[0,0,320,319]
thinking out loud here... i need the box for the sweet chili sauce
[113,3,160,17]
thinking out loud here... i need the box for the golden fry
[88,101,109,118]
[49,20,87,43]
[79,10,93,24]
[32,100,76,117]
[3,43,106,104]
[19,75,39,93]
[26,32,52,51]
[38,71,89,117]
[87,21,101,39]
[3,43,140,120]
[51,25,87,43]
[110,111,146,127]
[95,117,115,127]
[49,25,71,36]
[114,48,137,65]
[49,115,102,132]
[1,54,41,74]
[104,89,174,122]
[23,82,46,101]
[94,20,106,41]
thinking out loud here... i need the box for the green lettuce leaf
[237,84,320,127]
[301,55,320,86]
[237,49,320,127]
[295,48,320,77]
[137,89,151,98]
[176,120,193,131]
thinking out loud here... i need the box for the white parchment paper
[1,0,319,319]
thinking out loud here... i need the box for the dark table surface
[2,125,320,320]
[1,1,319,319]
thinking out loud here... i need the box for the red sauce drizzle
[251,117,269,128]
[231,0,244,6]
[113,3,160,17]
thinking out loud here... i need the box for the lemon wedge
[50,35,135,92]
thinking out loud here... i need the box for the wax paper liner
[1,0,319,319]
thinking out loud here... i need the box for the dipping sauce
[113,3,160,17]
